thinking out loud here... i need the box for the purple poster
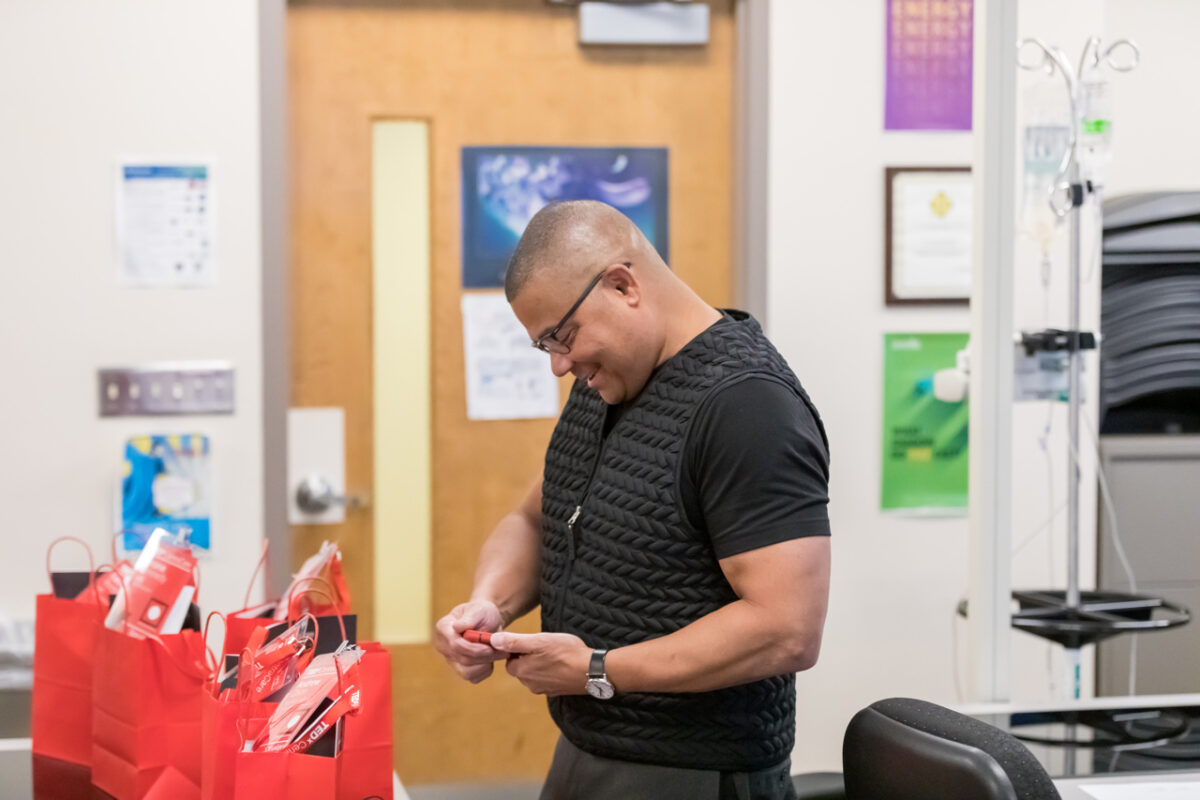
[885,0,974,131]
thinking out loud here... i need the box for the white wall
[0,2,265,621]
[765,0,1108,772]
[1103,0,1200,196]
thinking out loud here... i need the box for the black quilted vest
[540,309,820,771]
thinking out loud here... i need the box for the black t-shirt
[680,375,831,559]
[603,349,831,561]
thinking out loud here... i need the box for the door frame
[261,0,291,597]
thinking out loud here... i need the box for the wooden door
[288,0,736,783]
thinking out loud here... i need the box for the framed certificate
[885,167,972,305]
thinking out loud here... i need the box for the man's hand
[432,599,508,684]
[489,632,592,696]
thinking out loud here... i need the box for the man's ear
[608,263,640,304]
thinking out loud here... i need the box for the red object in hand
[463,629,492,646]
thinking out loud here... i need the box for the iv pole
[1009,36,1188,705]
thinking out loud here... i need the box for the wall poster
[460,146,668,289]
[122,434,212,551]
[881,333,969,513]
[885,0,974,131]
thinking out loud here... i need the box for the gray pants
[539,736,797,800]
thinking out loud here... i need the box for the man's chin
[596,385,626,405]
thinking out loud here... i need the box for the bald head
[504,200,656,302]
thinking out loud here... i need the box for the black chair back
[842,698,1061,800]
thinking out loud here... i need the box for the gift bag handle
[243,538,270,610]
[45,536,102,605]
[202,610,227,678]
[109,530,125,565]
[285,576,348,644]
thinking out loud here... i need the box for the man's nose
[549,352,572,378]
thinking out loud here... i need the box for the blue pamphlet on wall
[122,434,211,551]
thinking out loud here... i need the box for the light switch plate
[98,361,235,416]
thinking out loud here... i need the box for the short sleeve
[680,376,831,560]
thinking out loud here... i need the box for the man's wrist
[602,646,637,694]
[468,593,515,629]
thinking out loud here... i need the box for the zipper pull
[566,505,581,560]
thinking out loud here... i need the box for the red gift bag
[229,633,344,800]
[91,624,210,799]
[224,576,357,669]
[201,685,278,800]
[31,752,94,800]
[276,544,352,623]
[227,628,392,799]
[31,537,107,767]
[232,750,341,800]
[223,607,275,660]
[201,610,280,800]
[339,642,394,800]
[296,554,351,619]
[222,549,352,655]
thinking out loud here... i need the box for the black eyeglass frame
[530,262,630,355]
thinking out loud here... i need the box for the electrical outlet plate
[98,361,235,416]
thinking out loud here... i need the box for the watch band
[588,648,608,679]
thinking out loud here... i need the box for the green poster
[881,333,970,512]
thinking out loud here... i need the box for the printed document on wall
[116,160,216,286]
[461,292,559,420]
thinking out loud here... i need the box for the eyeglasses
[531,262,630,355]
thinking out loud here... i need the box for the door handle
[294,474,369,514]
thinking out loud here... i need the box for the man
[433,200,830,800]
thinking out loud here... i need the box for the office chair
[842,698,1061,800]
[791,771,845,800]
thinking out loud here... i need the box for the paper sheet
[116,161,216,286]
[1080,782,1200,799]
[461,292,560,420]
[892,172,973,299]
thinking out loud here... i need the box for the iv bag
[1024,124,1070,178]
[1077,65,1113,180]
[1019,79,1070,256]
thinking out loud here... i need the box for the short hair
[503,200,632,302]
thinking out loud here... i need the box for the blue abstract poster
[461,146,669,289]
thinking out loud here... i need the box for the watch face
[586,678,615,700]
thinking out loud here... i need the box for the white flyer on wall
[116,160,216,286]
[461,292,560,421]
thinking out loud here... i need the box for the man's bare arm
[433,477,544,683]
[470,477,544,625]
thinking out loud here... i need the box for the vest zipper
[556,504,583,633]
[556,412,609,632]
[566,505,581,561]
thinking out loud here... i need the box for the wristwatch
[585,648,615,700]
